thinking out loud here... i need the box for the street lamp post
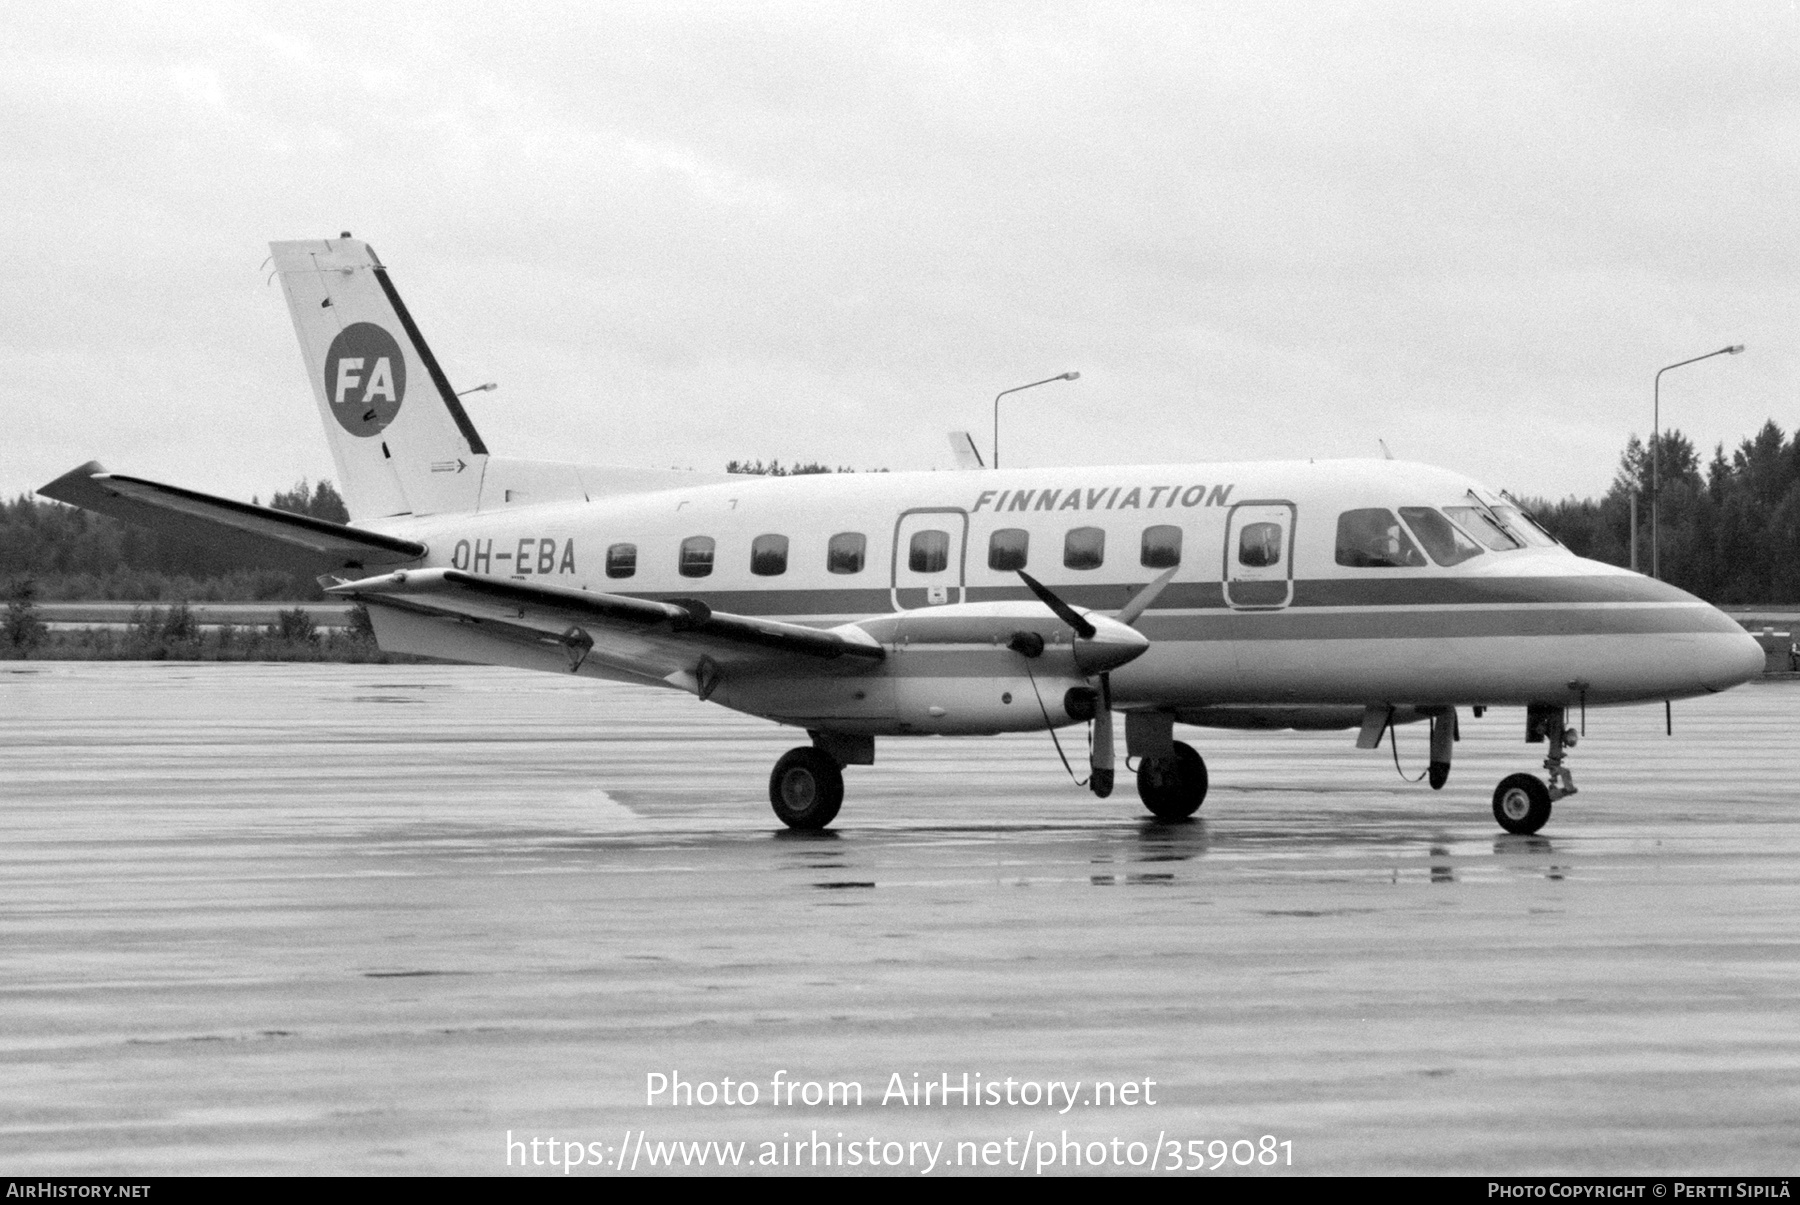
[993,372,1080,470]
[1651,345,1743,579]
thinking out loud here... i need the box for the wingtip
[37,460,109,502]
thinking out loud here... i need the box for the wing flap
[38,462,426,573]
[329,568,885,677]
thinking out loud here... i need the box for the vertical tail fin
[270,235,487,521]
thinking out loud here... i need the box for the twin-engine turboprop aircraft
[41,235,1767,834]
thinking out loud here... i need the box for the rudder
[271,235,487,521]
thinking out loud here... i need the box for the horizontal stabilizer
[38,462,426,573]
[329,568,884,682]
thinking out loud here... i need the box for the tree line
[5,425,1799,604]
[1525,420,1800,605]
[1,480,348,601]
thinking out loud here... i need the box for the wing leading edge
[328,567,884,692]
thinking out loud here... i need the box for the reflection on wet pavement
[2,664,1798,1175]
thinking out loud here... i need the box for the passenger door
[891,508,968,610]
[1223,501,1296,609]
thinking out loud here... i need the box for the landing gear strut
[1136,740,1208,820]
[1491,705,1578,835]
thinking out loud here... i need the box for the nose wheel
[1492,773,1552,834]
[1492,706,1579,836]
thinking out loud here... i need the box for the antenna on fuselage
[1378,439,1395,461]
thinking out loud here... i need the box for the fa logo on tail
[323,322,407,437]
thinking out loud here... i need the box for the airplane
[40,234,1768,835]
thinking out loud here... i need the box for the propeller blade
[1017,570,1096,639]
[1090,672,1115,797]
[1115,565,1180,628]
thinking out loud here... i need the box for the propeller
[1017,567,1176,797]
[1017,569,1095,639]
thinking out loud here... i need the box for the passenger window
[1141,525,1182,569]
[988,528,1029,571]
[1064,526,1105,570]
[678,535,715,578]
[1442,506,1523,551]
[1335,509,1427,568]
[827,532,866,574]
[750,534,788,577]
[605,542,637,579]
[1398,507,1484,567]
[1238,522,1283,568]
[909,529,950,574]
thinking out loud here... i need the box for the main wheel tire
[769,747,844,830]
[1136,740,1208,820]
[1492,773,1552,835]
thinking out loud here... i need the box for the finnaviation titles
[971,484,1234,514]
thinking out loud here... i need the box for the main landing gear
[1136,740,1208,820]
[769,732,874,830]
[1492,704,1579,836]
[764,727,1214,830]
[769,747,844,830]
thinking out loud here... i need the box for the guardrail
[37,602,356,629]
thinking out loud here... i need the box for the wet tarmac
[1,662,1796,1176]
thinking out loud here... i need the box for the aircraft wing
[38,461,426,573]
[328,567,885,691]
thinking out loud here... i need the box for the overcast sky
[4,1,1796,507]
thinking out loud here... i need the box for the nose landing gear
[1492,705,1579,835]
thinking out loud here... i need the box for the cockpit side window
[1398,507,1484,567]
[1335,508,1427,568]
[1442,506,1523,551]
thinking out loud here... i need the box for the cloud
[2,1,1794,505]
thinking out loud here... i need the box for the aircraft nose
[1716,624,1770,688]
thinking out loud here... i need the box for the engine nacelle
[888,664,1091,735]
[845,601,1139,736]
[715,601,1142,737]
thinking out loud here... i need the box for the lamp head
[1725,344,1745,354]
[1062,371,1080,381]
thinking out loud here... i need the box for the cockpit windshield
[1398,507,1484,566]
[1493,504,1559,548]
[1442,505,1523,551]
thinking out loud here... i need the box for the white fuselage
[361,457,1765,737]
